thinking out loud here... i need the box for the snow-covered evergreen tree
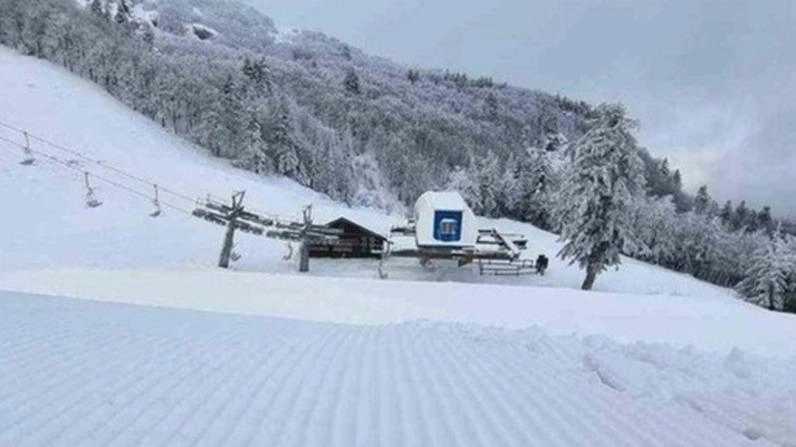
[694,185,711,215]
[630,196,677,265]
[264,96,301,179]
[509,147,558,229]
[89,0,104,18]
[735,227,794,311]
[343,68,360,95]
[234,112,273,175]
[196,100,225,157]
[732,201,750,231]
[457,152,501,216]
[757,206,774,236]
[114,0,130,26]
[719,200,733,227]
[555,104,646,290]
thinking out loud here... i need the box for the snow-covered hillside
[0,46,736,298]
[2,47,796,446]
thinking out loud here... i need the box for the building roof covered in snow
[309,217,386,258]
[415,191,470,212]
[414,191,477,248]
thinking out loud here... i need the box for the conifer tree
[460,152,500,216]
[235,114,272,175]
[720,200,733,227]
[758,206,774,236]
[407,69,420,84]
[735,227,794,310]
[266,97,301,179]
[672,170,682,189]
[217,75,247,157]
[89,0,104,17]
[732,201,750,231]
[514,147,558,229]
[694,185,711,215]
[555,104,646,290]
[114,0,129,26]
[343,68,360,95]
[484,92,499,121]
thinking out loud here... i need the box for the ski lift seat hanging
[83,172,102,208]
[85,191,102,208]
[19,132,34,166]
[149,184,162,217]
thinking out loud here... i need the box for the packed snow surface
[2,46,796,446]
[1,291,795,447]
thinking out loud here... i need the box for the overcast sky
[247,0,795,216]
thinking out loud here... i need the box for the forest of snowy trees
[0,0,794,310]
[549,105,796,304]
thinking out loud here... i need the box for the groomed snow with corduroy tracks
[1,46,796,446]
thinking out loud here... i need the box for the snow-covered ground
[2,268,796,359]
[2,290,794,447]
[2,47,796,446]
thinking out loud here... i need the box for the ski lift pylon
[19,131,34,166]
[150,184,162,217]
[83,171,102,208]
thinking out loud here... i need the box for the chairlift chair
[83,172,102,208]
[19,132,34,166]
[230,243,242,262]
[283,242,294,260]
[149,184,162,217]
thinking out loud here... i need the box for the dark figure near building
[535,255,549,276]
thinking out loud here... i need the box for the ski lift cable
[0,128,298,223]
[2,121,195,203]
[0,135,262,221]
[0,138,194,216]
[0,122,306,224]
[46,151,193,215]
[49,151,193,215]
[0,120,196,203]
[0,132,33,164]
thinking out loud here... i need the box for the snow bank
[2,268,795,358]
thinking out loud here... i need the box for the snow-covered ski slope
[2,290,794,447]
[2,47,796,446]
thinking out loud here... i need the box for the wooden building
[309,217,387,258]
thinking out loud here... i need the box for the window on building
[440,218,458,236]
